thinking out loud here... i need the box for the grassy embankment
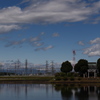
[0,76,54,83]
[0,76,100,83]
[52,77,100,83]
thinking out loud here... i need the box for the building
[87,62,97,78]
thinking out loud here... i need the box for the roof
[88,62,97,69]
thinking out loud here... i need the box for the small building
[87,62,97,78]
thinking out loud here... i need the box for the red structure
[72,50,76,67]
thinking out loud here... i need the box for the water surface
[0,83,100,100]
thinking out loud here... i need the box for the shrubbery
[55,72,80,81]
[62,76,68,80]
[70,76,75,81]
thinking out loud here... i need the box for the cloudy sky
[0,0,100,67]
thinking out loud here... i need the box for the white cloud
[0,0,100,26]
[78,41,84,45]
[78,37,100,57]
[90,37,100,44]
[43,45,54,50]
[29,37,40,42]
[35,45,54,51]
[4,33,54,51]
[40,32,45,35]
[19,0,31,4]
[52,33,59,37]
[88,51,100,56]
[69,60,76,65]
[0,24,21,34]
[5,38,27,47]
[83,44,100,56]
[32,42,44,47]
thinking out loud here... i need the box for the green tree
[60,61,73,73]
[97,58,100,74]
[80,65,88,73]
[78,59,88,73]
[74,63,80,72]
[74,59,88,76]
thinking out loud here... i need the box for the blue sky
[0,0,100,67]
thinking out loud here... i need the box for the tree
[74,59,88,76]
[80,65,88,73]
[60,61,73,73]
[78,59,88,73]
[74,63,80,72]
[97,58,100,74]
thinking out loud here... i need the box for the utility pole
[46,60,48,75]
[17,59,20,75]
[17,59,20,69]
[51,61,54,75]
[25,59,28,75]
[15,62,16,75]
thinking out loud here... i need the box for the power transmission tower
[51,61,54,75]
[17,59,20,75]
[17,59,20,68]
[15,62,16,75]
[25,59,28,75]
[46,60,48,75]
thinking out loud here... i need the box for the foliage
[62,76,68,80]
[77,77,81,80]
[55,76,62,80]
[60,61,73,73]
[55,72,67,77]
[67,72,73,77]
[55,72,67,80]
[74,63,80,72]
[97,58,100,73]
[70,76,75,81]
[74,59,88,74]
[80,65,88,73]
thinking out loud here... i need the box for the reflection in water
[0,84,57,100]
[75,87,89,100]
[54,84,100,100]
[61,86,73,100]
[0,83,100,100]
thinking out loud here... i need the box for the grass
[1,76,100,83]
[52,77,100,83]
[0,76,54,82]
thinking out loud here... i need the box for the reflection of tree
[54,84,73,100]
[96,87,100,100]
[55,84,63,92]
[54,84,100,100]
[75,87,89,100]
[61,86,73,100]
[90,86,94,92]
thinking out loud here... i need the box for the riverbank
[51,77,100,83]
[1,76,100,83]
[0,76,54,83]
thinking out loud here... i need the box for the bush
[62,76,68,81]
[55,72,67,77]
[67,72,75,77]
[74,73,79,77]
[70,77,75,81]
[55,72,61,77]
[55,76,62,80]
[77,77,81,80]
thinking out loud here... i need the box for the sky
[0,0,100,68]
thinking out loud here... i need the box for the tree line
[60,58,100,77]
